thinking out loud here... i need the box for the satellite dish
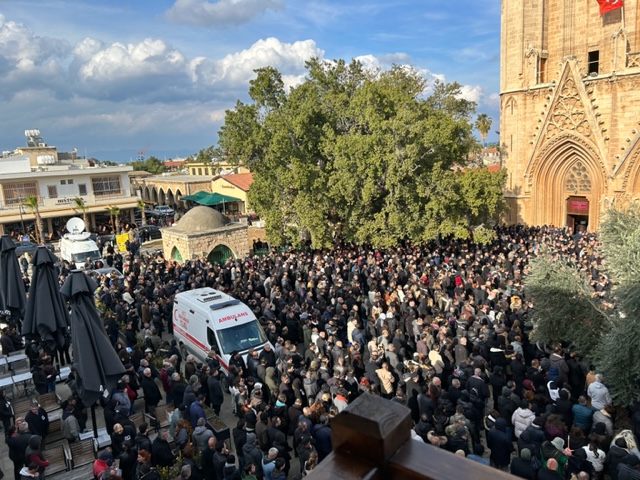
[66,217,85,235]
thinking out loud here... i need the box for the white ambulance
[172,287,272,386]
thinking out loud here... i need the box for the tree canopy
[131,156,165,174]
[217,59,506,247]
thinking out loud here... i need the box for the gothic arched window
[565,161,592,192]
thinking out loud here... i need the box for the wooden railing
[306,393,517,480]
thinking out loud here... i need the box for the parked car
[87,267,125,288]
[138,225,162,240]
[153,205,175,216]
[13,240,38,257]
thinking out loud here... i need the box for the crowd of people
[3,224,640,480]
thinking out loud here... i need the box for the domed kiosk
[162,206,250,263]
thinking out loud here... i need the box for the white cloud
[77,38,186,82]
[458,84,483,104]
[191,37,323,87]
[166,0,283,27]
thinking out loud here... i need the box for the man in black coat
[25,400,49,445]
[212,441,229,480]
[0,387,14,433]
[487,417,513,470]
[151,429,175,467]
[141,368,163,420]
[312,414,332,463]
[511,447,537,480]
[258,343,276,368]
[201,436,217,480]
[207,369,224,415]
[7,422,31,480]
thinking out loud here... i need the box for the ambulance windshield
[217,319,268,353]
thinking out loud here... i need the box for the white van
[59,218,102,269]
[173,287,272,384]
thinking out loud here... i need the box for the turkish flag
[597,0,623,14]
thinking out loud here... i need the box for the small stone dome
[174,206,230,232]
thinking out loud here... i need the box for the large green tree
[131,156,165,174]
[217,58,506,247]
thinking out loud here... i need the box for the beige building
[0,130,138,238]
[501,2,640,231]
[210,173,254,214]
[187,161,249,177]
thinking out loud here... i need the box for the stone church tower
[500,1,640,230]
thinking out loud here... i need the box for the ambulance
[172,287,272,387]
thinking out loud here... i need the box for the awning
[180,190,210,202]
[183,191,241,206]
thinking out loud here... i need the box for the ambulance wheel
[221,374,229,393]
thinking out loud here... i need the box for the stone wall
[162,224,250,262]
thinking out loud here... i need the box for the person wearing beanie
[223,454,241,480]
[92,449,113,479]
[192,417,214,455]
[510,447,537,479]
[541,437,569,476]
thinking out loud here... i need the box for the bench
[129,411,145,430]
[48,463,93,480]
[13,397,33,419]
[43,444,68,476]
[145,403,173,431]
[47,409,64,444]
[38,392,61,413]
[69,438,95,468]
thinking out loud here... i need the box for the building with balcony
[500,1,640,232]
[0,130,139,239]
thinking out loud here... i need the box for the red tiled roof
[220,172,254,191]
[164,159,186,167]
[486,164,501,172]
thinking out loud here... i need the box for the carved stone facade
[500,1,640,230]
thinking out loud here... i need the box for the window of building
[2,182,38,205]
[78,184,87,196]
[47,185,58,198]
[68,179,74,184]
[539,57,547,83]
[198,168,203,175]
[60,179,67,185]
[92,176,121,196]
[588,50,600,75]
[565,161,592,193]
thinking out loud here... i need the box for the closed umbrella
[60,270,125,436]
[0,235,26,328]
[22,247,69,352]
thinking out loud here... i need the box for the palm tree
[137,198,147,226]
[475,113,492,147]
[73,197,89,228]
[106,205,120,233]
[23,195,44,244]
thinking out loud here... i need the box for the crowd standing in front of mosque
[3,224,640,480]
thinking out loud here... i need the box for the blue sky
[0,0,500,162]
